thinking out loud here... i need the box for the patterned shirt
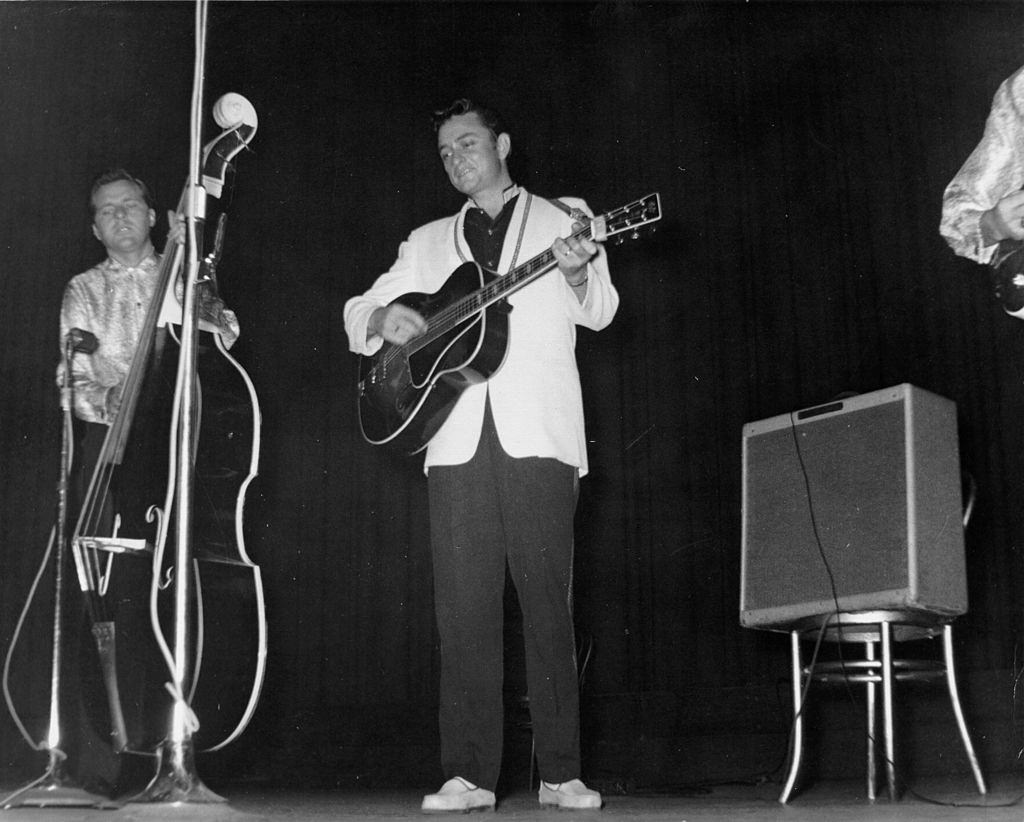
[58,253,240,424]
[941,64,1024,263]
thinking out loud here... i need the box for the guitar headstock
[592,193,662,243]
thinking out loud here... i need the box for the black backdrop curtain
[4,0,1024,789]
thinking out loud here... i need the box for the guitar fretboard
[436,226,591,331]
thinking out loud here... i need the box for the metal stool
[779,609,987,803]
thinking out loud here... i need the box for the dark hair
[88,168,154,215]
[431,98,505,138]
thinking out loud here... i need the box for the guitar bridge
[76,536,151,554]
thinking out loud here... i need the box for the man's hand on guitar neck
[369,303,428,345]
[981,191,1024,246]
[554,225,598,302]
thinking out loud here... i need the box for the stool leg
[880,621,897,800]
[942,625,987,795]
[779,629,803,804]
[865,640,877,801]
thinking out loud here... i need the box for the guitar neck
[488,225,591,295]
[406,192,661,352]
[428,222,594,338]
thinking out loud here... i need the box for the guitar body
[991,238,1024,317]
[358,261,511,454]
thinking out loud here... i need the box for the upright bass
[68,93,265,763]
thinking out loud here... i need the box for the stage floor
[1,776,1022,822]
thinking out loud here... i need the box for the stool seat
[779,611,987,803]
[788,609,947,642]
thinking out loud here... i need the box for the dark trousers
[427,403,581,791]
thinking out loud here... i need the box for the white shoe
[421,776,496,813]
[539,778,603,810]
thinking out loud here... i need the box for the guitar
[990,238,1024,317]
[357,192,662,454]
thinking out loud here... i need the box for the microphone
[67,328,98,354]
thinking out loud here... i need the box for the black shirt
[462,194,520,272]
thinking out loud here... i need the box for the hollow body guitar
[357,193,662,454]
[991,238,1024,318]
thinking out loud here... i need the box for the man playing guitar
[343,98,619,812]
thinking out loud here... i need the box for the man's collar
[466,182,520,212]
[498,183,520,205]
[103,250,159,272]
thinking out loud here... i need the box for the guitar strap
[546,197,589,224]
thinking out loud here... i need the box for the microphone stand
[133,162,225,807]
[130,0,222,803]
[2,338,119,810]
[128,91,258,806]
